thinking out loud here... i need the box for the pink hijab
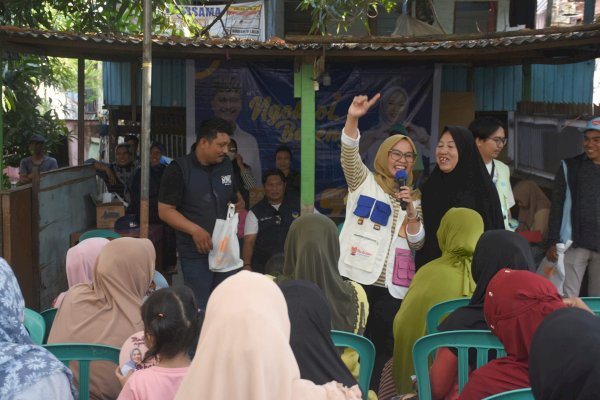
[174,271,361,400]
[53,238,110,308]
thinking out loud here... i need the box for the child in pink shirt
[116,286,202,400]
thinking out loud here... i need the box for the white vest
[338,173,412,299]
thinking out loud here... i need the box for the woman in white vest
[338,93,425,387]
[469,117,516,230]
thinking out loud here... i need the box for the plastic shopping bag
[208,204,243,272]
[536,240,572,296]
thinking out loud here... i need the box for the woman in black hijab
[416,126,504,268]
[279,280,358,389]
[529,307,600,400]
[428,230,536,400]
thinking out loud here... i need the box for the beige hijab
[513,180,551,231]
[175,271,361,400]
[373,134,417,195]
[48,237,155,400]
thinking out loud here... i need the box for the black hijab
[529,308,600,400]
[279,280,357,388]
[438,230,536,332]
[417,126,504,268]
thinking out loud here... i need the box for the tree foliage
[0,0,204,182]
[299,0,398,34]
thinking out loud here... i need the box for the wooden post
[584,0,596,24]
[140,0,152,239]
[296,57,316,215]
[30,167,41,309]
[78,58,85,165]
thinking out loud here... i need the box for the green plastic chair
[43,343,120,400]
[40,308,58,344]
[79,229,121,242]
[330,330,375,399]
[580,297,600,315]
[23,308,46,345]
[426,297,471,334]
[483,388,534,399]
[413,330,506,400]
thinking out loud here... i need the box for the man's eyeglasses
[388,150,416,163]
[487,137,508,146]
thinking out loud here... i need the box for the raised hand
[348,93,381,119]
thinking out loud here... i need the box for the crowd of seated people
[6,102,600,400]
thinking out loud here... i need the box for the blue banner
[195,60,435,216]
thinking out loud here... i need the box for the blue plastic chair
[43,343,120,400]
[483,388,534,399]
[79,229,121,242]
[330,330,375,399]
[23,308,46,345]
[40,308,58,344]
[580,297,600,315]
[413,330,506,400]
[426,297,471,334]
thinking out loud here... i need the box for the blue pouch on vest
[370,200,392,226]
[354,195,376,218]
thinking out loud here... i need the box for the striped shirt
[341,132,424,287]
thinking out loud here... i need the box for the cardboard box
[92,195,125,229]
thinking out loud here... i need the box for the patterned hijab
[373,134,417,195]
[278,214,357,333]
[0,258,74,399]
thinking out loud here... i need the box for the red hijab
[459,269,565,400]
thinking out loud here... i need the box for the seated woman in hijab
[417,126,504,268]
[278,214,369,387]
[0,258,75,400]
[278,214,367,336]
[48,237,155,400]
[52,237,110,308]
[280,280,358,390]
[428,230,537,400]
[513,180,551,239]
[174,271,362,400]
[458,270,568,399]
[392,208,484,395]
[529,307,599,400]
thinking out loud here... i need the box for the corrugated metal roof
[1,24,600,64]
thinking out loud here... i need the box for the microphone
[395,170,408,211]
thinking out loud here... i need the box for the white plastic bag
[537,240,572,296]
[208,204,243,272]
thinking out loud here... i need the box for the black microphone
[395,170,408,211]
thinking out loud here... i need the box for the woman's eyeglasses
[487,137,508,146]
[388,150,416,163]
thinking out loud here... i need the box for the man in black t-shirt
[158,118,244,308]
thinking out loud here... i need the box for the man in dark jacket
[158,118,244,308]
[547,116,600,296]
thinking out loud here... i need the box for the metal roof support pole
[584,0,596,24]
[296,57,315,215]
[140,0,152,239]
[77,58,85,165]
